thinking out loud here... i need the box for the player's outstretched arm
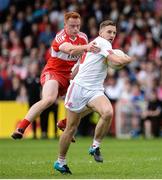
[59,42,100,56]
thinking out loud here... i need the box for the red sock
[62,118,67,125]
[17,119,30,130]
[57,118,67,131]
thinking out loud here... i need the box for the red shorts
[40,70,70,96]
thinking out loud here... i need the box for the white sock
[58,157,66,166]
[92,139,100,148]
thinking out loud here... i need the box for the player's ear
[99,29,102,36]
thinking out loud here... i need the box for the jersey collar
[64,28,79,42]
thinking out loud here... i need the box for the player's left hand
[86,42,100,53]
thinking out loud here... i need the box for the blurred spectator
[116,79,134,136]
[40,102,58,139]
[157,78,162,101]
[109,1,119,22]
[10,75,21,100]
[0,0,10,12]
[38,23,55,47]
[23,35,34,57]
[16,84,28,103]
[12,54,28,80]
[128,31,146,58]
[130,83,145,137]
[141,90,162,138]
[14,11,31,38]
[32,0,48,22]
[104,75,122,102]
[24,62,41,139]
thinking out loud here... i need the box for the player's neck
[64,28,77,40]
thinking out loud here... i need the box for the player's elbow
[123,56,132,64]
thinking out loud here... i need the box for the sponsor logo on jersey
[67,54,81,60]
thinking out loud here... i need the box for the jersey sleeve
[51,37,66,52]
[51,29,68,52]
[95,37,113,58]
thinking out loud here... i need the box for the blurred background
[0,0,162,139]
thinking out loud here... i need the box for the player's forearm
[118,55,133,65]
[69,45,88,56]
[59,43,88,56]
[108,54,133,66]
[59,42,100,56]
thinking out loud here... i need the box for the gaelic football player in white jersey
[54,20,133,174]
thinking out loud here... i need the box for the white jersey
[74,36,112,90]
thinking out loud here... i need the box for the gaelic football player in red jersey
[11,12,100,140]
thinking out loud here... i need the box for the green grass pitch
[0,137,162,179]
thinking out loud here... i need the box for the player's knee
[42,97,55,107]
[65,125,77,136]
[101,108,113,121]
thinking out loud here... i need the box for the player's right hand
[86,42,100,53]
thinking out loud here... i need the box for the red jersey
[40,29,88,95]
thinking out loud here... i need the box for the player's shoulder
[78,32,88,39]
[95,36,110,44]
[95,36,112,48]
[78,32,88,43]
[55,29,67,43]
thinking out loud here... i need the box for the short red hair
[64,12,81,23]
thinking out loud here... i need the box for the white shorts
[65,82,105,113]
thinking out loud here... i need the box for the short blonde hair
[64,12,81,23]
[99,20,116,31]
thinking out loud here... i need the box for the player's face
[99,25,116,43]
[65,18,81,37]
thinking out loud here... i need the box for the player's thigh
[42,80,59,100]
[88,95,113,116]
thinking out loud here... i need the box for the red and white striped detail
[65,82,75,107]
[80,52,87,64]
[55,30,66,43]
